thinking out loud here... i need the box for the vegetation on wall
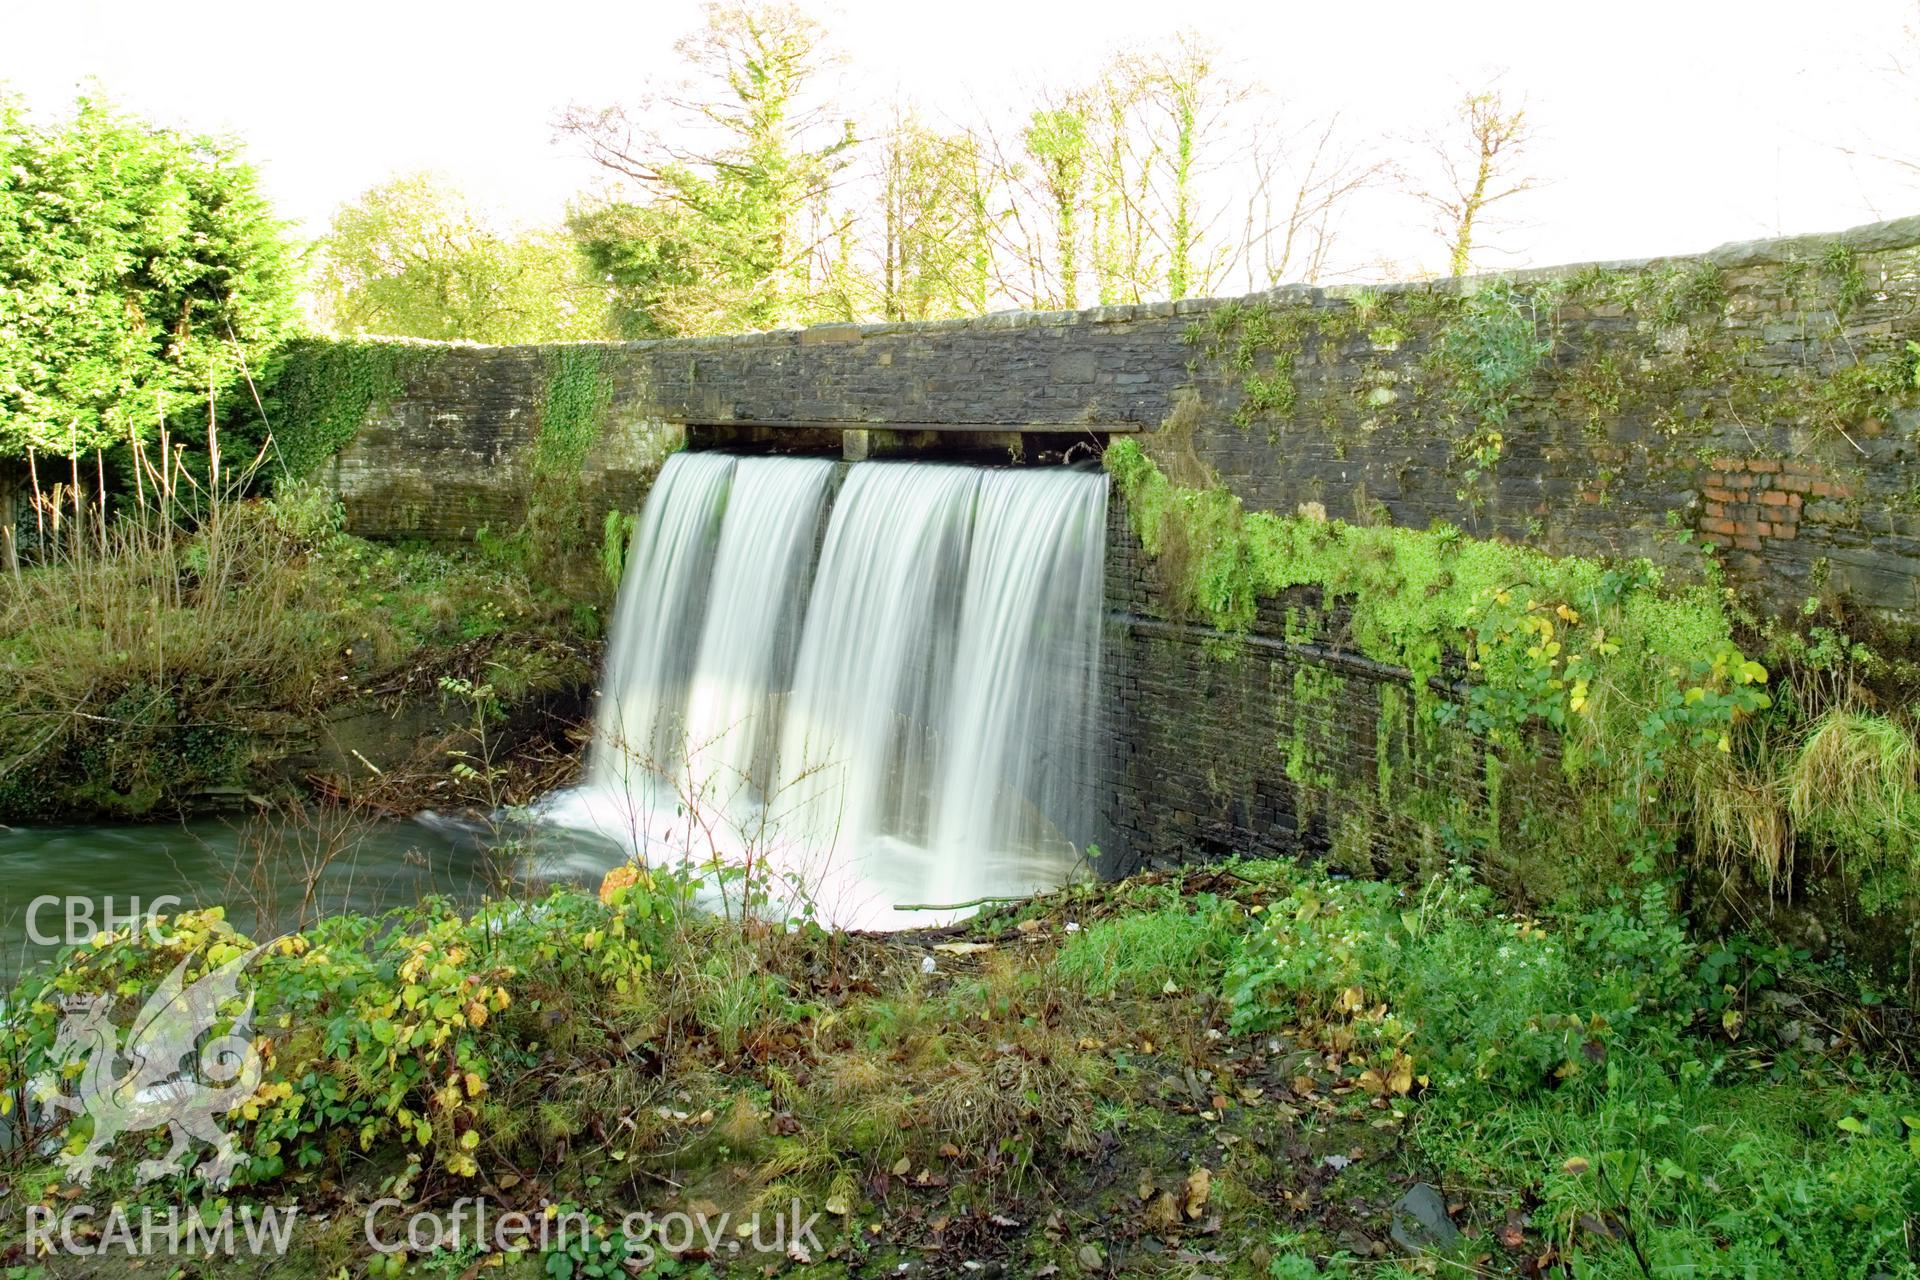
[1182,250,1917,519]
[519,346,618,562]
[1110,437,1920,939]
[250,337,441,481]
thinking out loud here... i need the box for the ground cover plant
[0,857,1912,1279]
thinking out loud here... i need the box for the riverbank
[0,484,604,825]
[0,860,1913,1278]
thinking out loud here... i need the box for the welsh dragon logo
[34,944,268,1188]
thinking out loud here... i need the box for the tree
[1413,87,1540,277]
[872,109,991,321]
[0,93,297,462]
[1236,112,1387,290]
[559,1,857,335]
[1022,102,1091,310]
[314,172,608,343]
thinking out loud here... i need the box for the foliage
[1224,861,1920,1276]
[248,336,430,480]
[873,113,992,321]
[313,171,610,343]
[561,3,857,336]
[1788,710,1920,915]
[0,93,297,460]
[1227,866,1693,1096]
[0,464,592,821]
[0,859,1914,1277]
[1428,279,1550,492]
[1051,890,1241,996]
[2,880,686,1189]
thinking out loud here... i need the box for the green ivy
[524,346,616,558]
[254,337,438,481]
[1107,437,1772,887]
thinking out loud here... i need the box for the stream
[0,815,550,982]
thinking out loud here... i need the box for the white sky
[5,0,1920,279]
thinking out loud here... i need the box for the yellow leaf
[1183,1167,1211,1218]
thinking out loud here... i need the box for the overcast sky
[6,0,1920,279]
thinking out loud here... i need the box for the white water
[548,452,1108,929]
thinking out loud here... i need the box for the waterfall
[549,451,1108,929]
[586,451,736,798]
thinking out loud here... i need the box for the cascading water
[548,451,1108,929]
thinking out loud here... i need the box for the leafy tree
[0,92,297,461]
[874,110,991,321]
[559,1,857,335]
[1022,102,1091,310]
[313,171,609,343]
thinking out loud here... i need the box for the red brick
[1704,502,1726,518]
[1725,473,1755,489]
[1771,524,1797,540]
[1733,520,1762,536]
[1704,486,1736,503]
[1760,489,1790,506]
[1701,517,1737,535]
[1751,521,1772,537]
[1710,456,1744,472]
[1735,535,1763,550]
[1747,458,1782,473]
[1776,474,1814,493]
[1786,492,1802,509]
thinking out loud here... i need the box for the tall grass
[0,422,323,815]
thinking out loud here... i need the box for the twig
[892,894,1034,912]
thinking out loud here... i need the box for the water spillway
[550,451,1108,928]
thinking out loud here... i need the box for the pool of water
[0,814,548,982]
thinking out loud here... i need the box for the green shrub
[2,877,687,1189]
[1225,866,1694,1097]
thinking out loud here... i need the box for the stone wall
[333,215,1920,621]
[322,215,1920,871]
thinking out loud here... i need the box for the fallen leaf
[1144,1190,1181,1232]
[1077,1243,1104,1271]
[1184,1167,1211,1218]
[891,1156,911,1176]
